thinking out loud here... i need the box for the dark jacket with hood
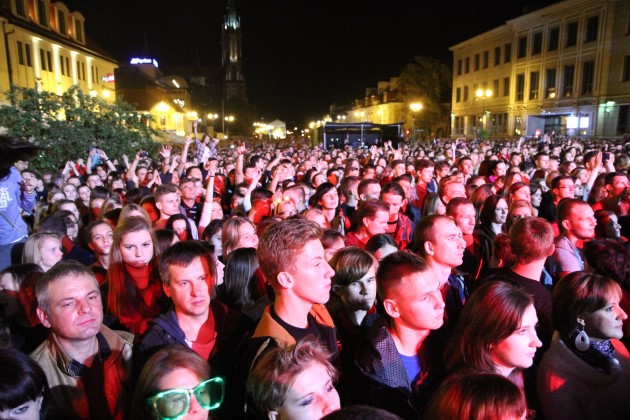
[132,300,252,417]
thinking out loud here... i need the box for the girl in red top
[107,216,166,334]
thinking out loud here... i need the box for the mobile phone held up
[90,147,103,165]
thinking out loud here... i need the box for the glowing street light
[409,102,423,112]
[409,102,423,142]
[224,115,235,135]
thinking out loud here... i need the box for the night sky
[63,0,561,127]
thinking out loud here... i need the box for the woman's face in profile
[490,304,542,375]
[583,292,627,340]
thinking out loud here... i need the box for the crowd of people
[0,130,629,419]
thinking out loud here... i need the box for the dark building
[222,0,246,101]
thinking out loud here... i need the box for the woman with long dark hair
[473,194,508,277]
[107,216,166,334]
[312,182,349,234]
[445,282,542,392]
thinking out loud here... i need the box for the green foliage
[0,85,159,172]
[398,56,452,136]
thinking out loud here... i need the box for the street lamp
[224,115,235,135]
[353,111,365,121]
[409,102,423,142]
[475,89,492,133]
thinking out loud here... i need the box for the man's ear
[267,411,278,420]
[155,201,163,211]
[561,219,571,232]
[424,241,435,257]
[382,298,400,319]
[277,272,294,289]
[547,243,556,257]
[162,282,171,298]
[36,307,51,329]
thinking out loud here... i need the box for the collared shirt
[68,333,112,420]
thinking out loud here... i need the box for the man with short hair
[380,182,414,249]
[251,219,337,355]
[85,173,103,189]
[510,152,523,168]
[438,176,466,205]
[154,184,198,238]
[358,178,382,202]
[534,152,550,172]
[434,160,451,185]
[413,214,467,326]
[592,172,629,216]
[340,175,361,219]
[394,174,422,228]
[547,199,597,280]
[32,262,133,419]
[284,183,308,213]
[134,242,250,414]
[179,177,203,225]
[539,175,575,223]
[361,163,377,180]
[411,158,436,210]
[351,251,445,418]
[457,156,474,184]
[445,198,477,282]
[154,183,181,229]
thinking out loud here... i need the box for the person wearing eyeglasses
[131,346,225,420]
[133,241,251,417]
[538,175,575,223]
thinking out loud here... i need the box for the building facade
[0,0,117,104]
[347,78,407,126]
[450,0,630,138]
[115,60,193,136]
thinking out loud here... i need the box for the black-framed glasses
[146,377,225,420]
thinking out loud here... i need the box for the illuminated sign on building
[130,58,159,67]
[102,73,115,83]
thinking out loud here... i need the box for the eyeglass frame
[146,376,225,420]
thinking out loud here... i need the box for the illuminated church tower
[222,0,246,101]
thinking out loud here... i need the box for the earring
[575,318,590,352]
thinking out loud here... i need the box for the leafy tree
[397,56,452,137]
[0,85,158,172]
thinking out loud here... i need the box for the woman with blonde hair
[107,216,165,334]
[247,338,340,419]
[119,203,153,225]
[22,233,63,272]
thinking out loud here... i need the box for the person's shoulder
[102,325,134,346]
[30,337,51,361]
[310,304,335,328]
